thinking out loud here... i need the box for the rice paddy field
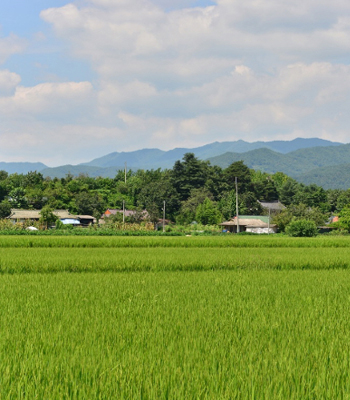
[2,235,350,398]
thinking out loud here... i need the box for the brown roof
[102,209,149,219]
[9,209,94,222]
[9,209,41,220]
[220,217,276,228]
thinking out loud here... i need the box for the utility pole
[124,162,127,184]
[235,177,240,233]
[268,206,271,235]
[123,200,125,225]
[163,201,166,233]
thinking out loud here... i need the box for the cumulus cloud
[0,81,94,117]
[0,70,21,95]
[2,0,350,164]
[0,34,26,64]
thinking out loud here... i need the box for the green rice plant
[0,247,349,273]
[0,271,350,398]
[2,234,350,249]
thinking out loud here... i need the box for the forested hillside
[208,144,350,177]
[295,164,350,190]
[1,154,349,231]
[83,138,341,169]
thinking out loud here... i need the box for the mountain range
[1,137,350,189]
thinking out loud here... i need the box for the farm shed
[8,209,41,223]
[101,208,149,221]
[220,215,277,234]
[8,209,95,227]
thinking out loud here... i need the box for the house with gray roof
[220,215,277,234]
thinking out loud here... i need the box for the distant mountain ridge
[0,162,47,175]
[82,138,341,169]
[206,144,350,177]
[0,138,348,188]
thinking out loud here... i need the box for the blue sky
[0,0,350,166]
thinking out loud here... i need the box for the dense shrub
[285,219,318,237]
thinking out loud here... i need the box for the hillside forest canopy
[0,153,349,230]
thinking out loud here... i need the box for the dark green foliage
[278,178,300,206]
[0,200,12,219]
[138,177,180,221]
[0,171,8,181]
[225,160,252,192]
[251,170,278,202]
[8,187,27,208]
[75,192,105,217]
[195,198,222,225]
[171,153,209,201]
[285,219,318,237]
[334,205,350,233]
[23,171,44,188]
[218,190,236,220]
[177,188,214,224]
[335,190,350,211]
[239,192,263,215]
[39,206,58,229]
[272,204,327,232]
[293,184,327,208]
[0,181,8,202]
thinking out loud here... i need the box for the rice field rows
[1,246,350,273]
[1,234,350,249]
[1,271,350,399]
[2,235,350,398]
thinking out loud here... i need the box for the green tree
[75,192,105,218]
[0,181,8,202]
[171,153,208,201]
[278,178,299,206]
[195,198,222,225]
[293,184,327,208]
[224,161,252,193]
[285,219,318,237]
[0,170,8,181]
[271,209,293,232]
[334,205,350,232]
[138,179,180,220]
[25,188,47,209]
[39,206,58,229]
[177,188,214,224]
[0,200,12,219]
[272,204,327,232]
[326,189,343,213]
[8,187,27,208]
[288,203,327,226]
[218,190,236,220]
[336,190,350,212]
[239,192,263,215]
[23,171,44,188]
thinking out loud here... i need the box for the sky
[1,0,350,166]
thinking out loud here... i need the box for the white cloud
[2,0,350,164]
[0,81,93,117]
[0,70,21,95]
[0,34,26,65]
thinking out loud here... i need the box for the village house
[8,209,95,227]
[220,215,278,234]
[101,208,149,222]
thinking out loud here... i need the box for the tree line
[0,153,349,230]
